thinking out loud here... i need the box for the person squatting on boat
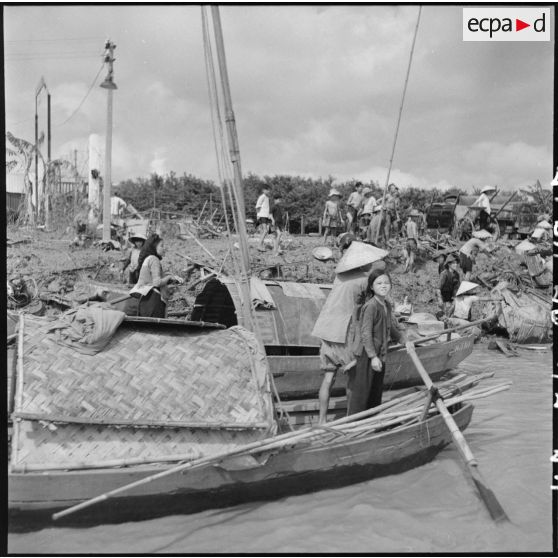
[311,242,387,424]
[447,281,502,337]
[124,234,185,318]
[349,270,404,414]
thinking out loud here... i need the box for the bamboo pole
[405,341,509,523]
[50,372,498,517]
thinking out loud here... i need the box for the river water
[8,344,554,553]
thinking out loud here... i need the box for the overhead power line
[54,61,105,128]
[5,37,101,43]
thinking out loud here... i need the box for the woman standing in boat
[126,234,183,318]
[311,242,387,424]
[349,270,403,414]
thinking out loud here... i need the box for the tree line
[117,171,469,233]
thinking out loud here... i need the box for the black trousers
[347,350,386,416]
[123,289,166,318]
[479,210,490,231]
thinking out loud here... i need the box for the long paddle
[405,341,509,523]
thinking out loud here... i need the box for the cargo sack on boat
[494,286,551,344]
[11,317,276,469]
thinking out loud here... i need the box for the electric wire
[54,61,105,128]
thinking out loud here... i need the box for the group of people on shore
[322,182,419,246]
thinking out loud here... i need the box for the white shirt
[362,196,377,215]
[111,196,127,216]
[474,193,491,214]
[256,193,270,219]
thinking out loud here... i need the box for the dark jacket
[359,297,402,361]
[440,268,460,298]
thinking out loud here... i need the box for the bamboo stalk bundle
[28,378,510,475]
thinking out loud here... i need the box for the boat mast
[210,6,254,330]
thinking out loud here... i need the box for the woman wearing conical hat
[322,188,345,246]
[447,281,501,338]
[311,241,387,424]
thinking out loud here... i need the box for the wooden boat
[9,400,474,527]
[8,309,489,529]
[65,277,476,399]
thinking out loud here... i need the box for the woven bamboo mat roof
[11,419,269,469]
[15,317,275,429]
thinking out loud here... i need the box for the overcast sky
[4,4,554,191]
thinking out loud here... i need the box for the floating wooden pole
[405,341,509,523]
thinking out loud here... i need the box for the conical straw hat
[312,246,333,261]
[456,281,480,297]
[335,241,387,274]
[472,229,492,240]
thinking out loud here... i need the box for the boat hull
[270,335,475,398]
[8,403,473,529]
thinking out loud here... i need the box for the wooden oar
[405,341,509,523]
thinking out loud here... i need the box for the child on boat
[350,270,404,415]
[322,188,344,245]
[121,233,146,284]
[311,242,387,424]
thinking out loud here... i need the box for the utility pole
[73,149,79,210]
[34,76,47,224]
[100,40,117,243]
[45,91,52,230]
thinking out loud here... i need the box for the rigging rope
[376,5,422,242]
